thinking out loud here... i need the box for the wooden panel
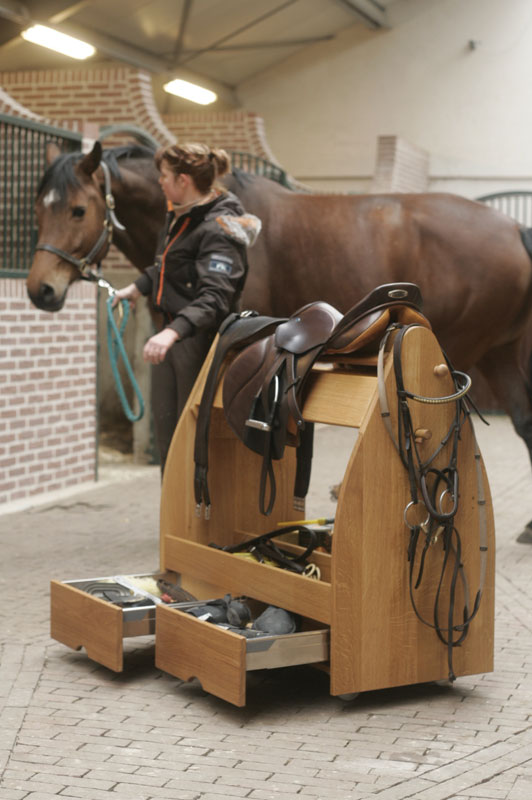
[209,364,376,427]
[50,581,123,672]
[301,370,376,427]
[156,605,247,706]
[165,537,331,625]
[329,326,495,695]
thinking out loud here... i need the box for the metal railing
[476,190,532,227]
[0,113,292,279]
[229,151,291,188]
[1,113,82,277]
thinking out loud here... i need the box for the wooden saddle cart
[51,283,495,706]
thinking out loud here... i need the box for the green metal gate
[0,113,82,277]
[229,150,291,188]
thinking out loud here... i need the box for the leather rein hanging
[378,323,488,682]
[35,159,125,282]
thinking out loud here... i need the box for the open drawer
[50,571,198,672]
[155,603,329,707]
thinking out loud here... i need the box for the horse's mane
[229,167,255,187]
[37,143,156,202]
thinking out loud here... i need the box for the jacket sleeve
[168,226,247,339]
[134,268,155,296]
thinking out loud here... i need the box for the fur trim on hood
[215,213,262,247]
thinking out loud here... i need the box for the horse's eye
[72,206,86,218]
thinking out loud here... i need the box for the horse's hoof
[329,482,341,501]
[516,521,532,544]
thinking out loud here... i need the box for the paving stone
[2,418,532,800]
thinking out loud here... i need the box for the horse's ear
[79,140,102,176]
[46,141,62,166]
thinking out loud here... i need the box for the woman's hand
[112,283,141,308]
[143,328,179,364]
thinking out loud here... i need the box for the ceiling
[0,0,397,111]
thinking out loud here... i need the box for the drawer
[50,571,199,672]
[155,603,329,707]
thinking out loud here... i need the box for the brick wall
[0,86,43,120]
[162,110,281,162]
[0,66,175,145]
[0,279,97,506]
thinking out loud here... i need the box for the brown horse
[27,141,532,471]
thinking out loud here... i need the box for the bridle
[34,159,125,282]
[378,323,488,682]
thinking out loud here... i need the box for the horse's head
[27,140,110,311]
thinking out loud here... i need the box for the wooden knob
[434,363,449,377]
[414,428,432,443]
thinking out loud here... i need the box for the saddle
[194,282,430,517]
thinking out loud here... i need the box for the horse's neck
[109,162,166,271]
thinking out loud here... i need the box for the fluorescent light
[163,78,217,105]
[21,25,95,60]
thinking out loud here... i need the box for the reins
[378,323,488,682]
[105,295,144,423]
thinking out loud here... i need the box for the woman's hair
[155,143,230,194]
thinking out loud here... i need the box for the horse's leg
[476,340,532,539]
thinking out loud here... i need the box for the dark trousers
[152,330,214,472]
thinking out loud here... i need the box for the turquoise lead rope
[106,295,145,422]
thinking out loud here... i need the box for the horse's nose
[27,281,64,311]
[39,282,57,306]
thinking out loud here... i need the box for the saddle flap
[275,301,343,354]
[222,336,274,443]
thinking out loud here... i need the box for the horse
[26,140,532,480]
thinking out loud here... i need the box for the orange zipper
[156,216,191,307]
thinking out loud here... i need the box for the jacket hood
[207,190,262,247]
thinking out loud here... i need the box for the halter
[35,160,125,281]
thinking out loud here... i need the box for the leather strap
[194,311,285,517]
[377,323,488,681]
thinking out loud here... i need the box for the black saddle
[194,282,430,517]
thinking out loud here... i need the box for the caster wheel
[337,692,360,702]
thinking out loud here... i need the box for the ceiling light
[21,25,95,60]
[163,79,217,106]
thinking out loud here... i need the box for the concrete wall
[237,0,532,197]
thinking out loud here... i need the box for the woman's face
[158,161,185,204]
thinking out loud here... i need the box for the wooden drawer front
[51,580,125,672]
[155,605,330,707]
[50,572,196,672]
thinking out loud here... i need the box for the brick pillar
[371,135,429,193]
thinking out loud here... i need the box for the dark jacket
[135,191,261,339]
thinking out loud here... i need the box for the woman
[114,143,261,471]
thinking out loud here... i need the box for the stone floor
[1,415,532,800]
